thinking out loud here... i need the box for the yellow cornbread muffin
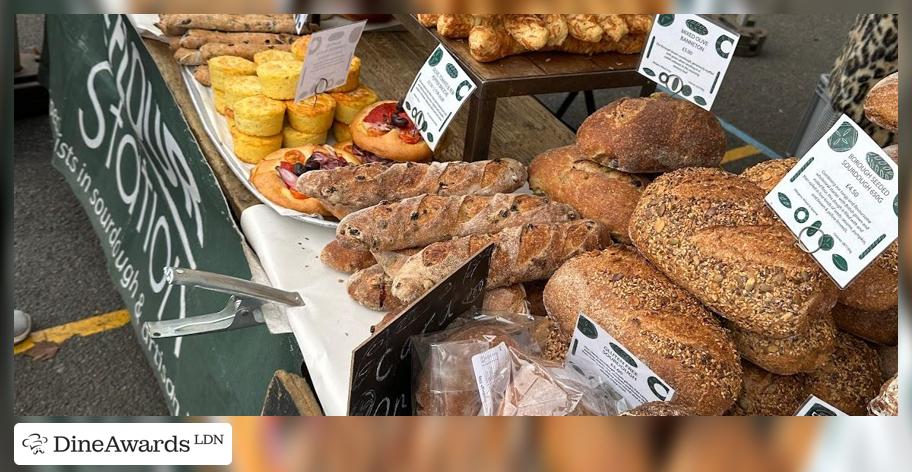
[213,88,228,115]
[208,56,256,91]
[332,121,352,142]
[329,56,362,93]
[230,125,282,164]
[253,49,296,65]
[257,60,303,100]
[222,75,262,115]
[291,35,311,60]
[282,125,327,147]
[329,85,379,125]
[232,95,286,137]
[285,94,336,134]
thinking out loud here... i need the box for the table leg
[584,90,597,115]
[639,80,657,97]
[462,95,497,162]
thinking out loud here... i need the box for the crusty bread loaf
[831,303,897,346]
[864,72,898,132]
[346,265,404,312]
[577,93,726,173]
[320,240,376,274]
[729,361,808,416]
[392,220,608,304]
[629,168,839,339]
[296,159,528,219]
[805,332,881,416]
[724,313,836,375]
[337,194,579,251]
[523,280,548,318]
[739,157,799,192]
[883,144,898,162]
[543,247,742,416]
[620,401,696,416]
[868,375,898,416]
[160,14,296,34]
[529,144,648,244]
[179,29,299,49]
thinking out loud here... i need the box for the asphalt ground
[13,14,856,416]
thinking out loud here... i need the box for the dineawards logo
[14,422,232,465]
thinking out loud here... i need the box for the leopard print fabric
[828,14,898,146]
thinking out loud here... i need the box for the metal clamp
[143,268,305,339]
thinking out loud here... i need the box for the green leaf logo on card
[827,122,857,152]
[694,96,707,106]
[429,48,443,66]
[642,67,656,77]
[576,316,598,339]
[445,63,458,79]
[865,152,894,180]
[832,254,849,271]
[778,192,792,208]
[894,195,899,216]
[686,19,709,35]
[658,15,675,27]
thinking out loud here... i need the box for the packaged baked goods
[867,375,898,416]
[330,85,379,125]
[529,144,648,244]
[232,95,286,136]
[329,56,362,93]
[222,75,262,115]
[805,332,881,416]
[864,72,898,132]
[285,94,336,134]
[831,303,897,346]
[208,55,257,90]
[724,314,836,375]
[628,168,839,339]
[543,246,742,415]
[577,93,726,173]
[728,361,808,416]
[229,124,282,163]
[256,60,303,100]
[350,100,432,162]
[253,49,296,65]
[332,121,352,142]
[282,126,326,147]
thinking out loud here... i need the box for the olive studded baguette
[391,219,608,303]
[337,194,579,251]
[295,159,528,219]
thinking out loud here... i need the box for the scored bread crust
[529,144,648,244]
[351,101,433,162]
[729,361,808,416]
[864,72,898,132]
[543,246,742,416]
[577,93,726,173]
[628,168,838,339]
[249,146,330,215]
[320,240,376,274]
[724,313,836,375]
[806,332,881,416]
[831,303,898,346]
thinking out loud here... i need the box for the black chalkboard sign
[348,244,494,415]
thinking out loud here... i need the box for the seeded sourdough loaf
[864,72,898,132]
[576,93,726,173]
[392,220,608,304]
[529,144,649,243]
[729,361,808,416]
[831,303,897,346]
[620,401,696,416]
[543,247,742,416]
[337,194,579,251]
[723,313,836,375]
[628,168,839,339]
[296,159,528,218]
[805,332,881,416]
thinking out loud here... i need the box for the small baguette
[347,265,404,312]
[724,314,836,375]
[179,29,298,49]
[391,220,608,304]
[160,14,296,34]
[200,42,292,62]
[805,332,881,416]
[373,284,529,332]
[296,159,528,219]
[192,65,210,87]
[320,240,376,274]
[174,47,203,66]
[337,194,579,251]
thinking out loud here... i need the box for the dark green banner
[44,14,300,415]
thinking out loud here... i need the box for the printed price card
[795,395,848,416]
[766,116,898,289]
[565,313,675,412]
[403,44,476,150]
[638,14,740,110]
[295,21,366,101]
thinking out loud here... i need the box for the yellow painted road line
[14,309,131,355]
[722,144,761,164]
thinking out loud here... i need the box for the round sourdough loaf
[831,303,897,346]
[864,72,898,132]
[805,331,881,416]
[576,93,726,173]
[628,168,839,339]
[739,157,798,192]
[529,144,649,244]
[724,313,836,375]
[729,361,808,416]
[620,401,696,416]
[543,246,742,415]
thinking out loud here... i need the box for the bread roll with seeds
[831,303,897,346]
[629,168,839,339]
[864,72,898,132]
[296,159,528,219]
[320,240,376,274]
[805,332,881,416]
[729,361,808,416]
[724,313,836,375]
[868,375,898,416]
[544,246,742,416]
[336,194,579,251]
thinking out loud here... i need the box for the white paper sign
[294,21,366,101]
[565,313,675,411]
[403,44,476,151]
[795,395,849,416]
[766,116,898,289]
[472,342,511,416]
[637,14,739,110]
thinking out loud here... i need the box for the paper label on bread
[765,116,898,289]
[471,342,511,416]
[794,395,848,416]
[565,313,676,412]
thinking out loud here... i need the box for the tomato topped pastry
[350,100,433,162]
[249,144,359,215]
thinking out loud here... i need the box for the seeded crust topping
[724,313,836,375]
[805,332,881,416]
